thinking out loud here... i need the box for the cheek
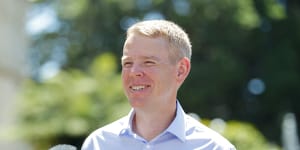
[164,69,179,85]
[121,71,128,84]
[154,69,176,82]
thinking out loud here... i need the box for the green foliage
[53,0,89,19]
[202,119,281,150]
[265,0,287,20]
[26,0,300,147]
[17,53,130,149]
[223,121,281,150]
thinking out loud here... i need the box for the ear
[176,57,191,84]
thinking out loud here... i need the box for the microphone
[49,144,77,150]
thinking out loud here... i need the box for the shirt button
[143,144,151,150]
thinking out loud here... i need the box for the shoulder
[93,116,128,136]
[81,116,128,149]
[184,114,236,149]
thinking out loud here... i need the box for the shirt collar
[118,109,135,136]
[165,101,186,142]
[118,101,187,142]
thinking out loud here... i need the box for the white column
[0,0,31,149]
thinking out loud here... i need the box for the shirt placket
[142,141,153,150]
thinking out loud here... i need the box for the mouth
[130,85,151,91]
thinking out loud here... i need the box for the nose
[130,64,144,77]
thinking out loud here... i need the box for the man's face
[121,34,179,109]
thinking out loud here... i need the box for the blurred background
[0,0,299,149]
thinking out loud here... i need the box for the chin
[128,98,147,108]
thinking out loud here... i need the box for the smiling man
[82,20,236,150]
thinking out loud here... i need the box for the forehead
[122,34,170,60]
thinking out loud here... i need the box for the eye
[144,60,156,66]
[122,61,133,68]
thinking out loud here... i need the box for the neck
[132,101,177,141]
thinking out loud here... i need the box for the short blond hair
[126,20,192,63]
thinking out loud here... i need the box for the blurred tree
[23,0,300,147]
[18,53,130,149]
[201,118,281,150]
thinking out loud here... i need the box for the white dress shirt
[81,101,236,150]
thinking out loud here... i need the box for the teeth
[131,85,145,91]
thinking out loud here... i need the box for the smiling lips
[130,85,151,91]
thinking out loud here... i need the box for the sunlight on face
[121,34,179,109]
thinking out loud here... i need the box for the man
[82,20,236,150]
